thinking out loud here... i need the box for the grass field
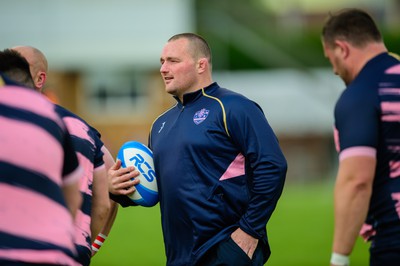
[91,181,370,266]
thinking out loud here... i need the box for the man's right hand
[108,159,140,196]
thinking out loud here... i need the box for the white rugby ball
[116,141,159,207]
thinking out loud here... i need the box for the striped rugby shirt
[0,78,81,265]
[333,53,400,252]
[55,105,105,265]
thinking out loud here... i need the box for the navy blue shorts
[370,247,400,266]
[197,237,270,266]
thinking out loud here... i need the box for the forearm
[91,202,110,242]
[91,200,118,254]
[333,175,372,254]
[240,165,286,238]
[99,200,119,236]
[91,166,111,242]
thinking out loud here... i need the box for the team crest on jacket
[193,108,210,125]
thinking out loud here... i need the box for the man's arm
[91,200,119,255]
[331,155,376,265]
[92,146,135,255]
[90,165,111,242]
[62,179,82,219]
[226,100,287,259]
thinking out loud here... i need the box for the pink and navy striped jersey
[0,79,81,265]
[55,105,105,266]
[333,53,400,252]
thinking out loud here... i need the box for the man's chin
[165,87,177,95]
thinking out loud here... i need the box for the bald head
[11,46,48,91]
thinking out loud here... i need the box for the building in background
[0,0,195,152]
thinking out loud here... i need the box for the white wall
[0,0,195,71]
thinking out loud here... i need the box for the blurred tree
[195,0,399,70]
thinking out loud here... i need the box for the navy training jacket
[149,82,287,266]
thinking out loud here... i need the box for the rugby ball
[116,141,159,207]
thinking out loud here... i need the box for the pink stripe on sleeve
[385,64,400,74]
[339,146,376,161]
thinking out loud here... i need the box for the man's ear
[335,40,350,59]
[197,58,208,74]
[35,71,47,91]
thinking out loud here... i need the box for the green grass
[91,182,370,266]
[267,182,369,266]
[91,205,166,266]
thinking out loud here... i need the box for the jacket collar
[174,82,218,106]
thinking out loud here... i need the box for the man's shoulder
[208,85,251,105]
[55,104,92,126]
[211,86,262,114]
[54,104,102,139]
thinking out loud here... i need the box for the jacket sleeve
[109,193,137,207]
[227,98,287,239]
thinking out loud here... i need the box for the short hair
[0,49,34,88]
[168,33,212,66]
[322,8,382,48]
